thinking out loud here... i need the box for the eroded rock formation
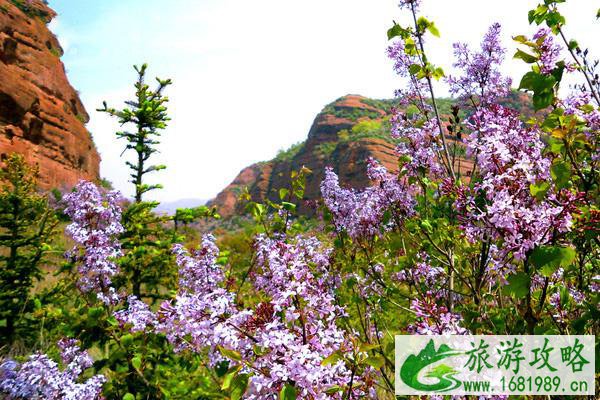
[0,0,100,189]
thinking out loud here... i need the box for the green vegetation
[321,103,382,121]
[314,141,337,157]
[49,47,62,58]
[9,0,50,20]
[274,141,304,161]
[0,154,58,345]
[360,97,396,113]
[98,64,178,299]
[338,118,398,144]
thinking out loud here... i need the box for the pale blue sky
[47,0,598,201]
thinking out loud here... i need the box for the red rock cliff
[0,0,100,189]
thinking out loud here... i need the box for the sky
[47,0,599,202]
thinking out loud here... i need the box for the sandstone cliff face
[0,0,100,189]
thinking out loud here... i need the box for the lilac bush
[63,181,124,305]
[0,340,105,400]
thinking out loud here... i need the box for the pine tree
[0,154,58,344]
[98,64,176,299]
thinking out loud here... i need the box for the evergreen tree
[0,154,58,344]
[98,64,176,299]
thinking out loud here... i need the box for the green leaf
[513,35,530,44]
[221,366,242,390]
[281,202,296,212]
[279,384,297,400]
[432,67,445,80]
[279,188,289,200]
[530,182,550,200]
[121,334,134,348]
[131,355,142,370]
[514,49,538,63]
[427,22,440,37]
[230,373,249,400]
[123,394,135,400]
[87,307,104,319]
[502,272,531,297]
[550,161,570,189]
[530,245,576,277]
[518,71,537,90]
[365,355,385,369]
[322,351,343,366]
[387,24,408,40]
[324,385,343,394]
[568,39,579,50]
[419,219,433,233]
[218,346,242,362]
[533,91,554,110]
[408,64,422,75]
[597,8,600,19]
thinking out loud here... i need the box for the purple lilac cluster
[0,339,105,399]
[561,92,600,146]
[446,23,512,102]
[532,27,562,75]
[155,235,238,354]
[321,160,415,241]
[393,253,446,292]
[456,105,573,277]
[128,234,376,398]
[114,295,157,332]
[407,293,467,335]
[387,33,447,177]
[398,0,420,11]
[63,181,124,305]
[249,235,375,399]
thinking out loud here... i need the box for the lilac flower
[172,234,222,294]
[156,234,376,398]
[0,340,105,399]
[561,92,600,140]
[321,161,415,241]
[398,0,420,11]
[591,275,600,294]
[63,181,124,305]
[446,23,512,102]
[393,253,446,292]
[247,235,375,399]
[114,296,157,332]
[533,27,562,74]
[155,235,238,354]
[407,293,468,335]
[387,38,432,112]
[455,105,573,279]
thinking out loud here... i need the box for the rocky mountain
[209,92,536,218]
[0,0,100,189]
